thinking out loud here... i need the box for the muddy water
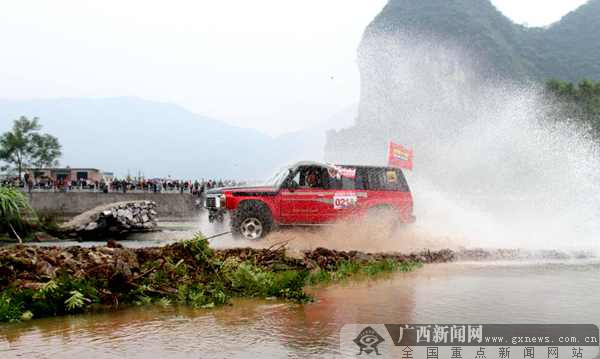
[27,215,464,253]
[1,260,599,358]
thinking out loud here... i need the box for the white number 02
[333,195,357,209]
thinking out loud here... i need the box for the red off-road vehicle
[204,161,415,240]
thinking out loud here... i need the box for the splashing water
[326,32,600,252]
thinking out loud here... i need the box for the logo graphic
[354,326,385,355]
[387,141,414,170]
[392,147,410,161]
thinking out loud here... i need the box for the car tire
[231,201,273,240]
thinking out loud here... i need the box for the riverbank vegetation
[0,236,452,322]
[0,187,36,243]
[0,187,61,243]
[545,79,600,137]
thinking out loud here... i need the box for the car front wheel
[231,201,272,240]
[239,217,264,239]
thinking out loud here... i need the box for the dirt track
[215,218,469,254]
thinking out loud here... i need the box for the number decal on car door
[333,194,358,209]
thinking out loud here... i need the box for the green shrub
[0,187,35,239]
[225,262,273,297]
[0,290,25,322]
[269,270,310,301]
[16,275,100,317]
[306,270,332,286]
[335,260,361,279]
[181,234,214,264]
[64,290,87,312]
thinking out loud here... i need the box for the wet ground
[1,260,599,358]
[3,214,599,358]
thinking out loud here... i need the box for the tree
[545,79,600,138]
[0,117,62,178]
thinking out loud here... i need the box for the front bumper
[204,194,225,209]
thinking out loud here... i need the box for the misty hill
[0,98,325,179]
[365,0,600,82]
[325,0,600,170]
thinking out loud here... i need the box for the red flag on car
[387,141,413,170]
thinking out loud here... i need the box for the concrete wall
[28,192,198,218]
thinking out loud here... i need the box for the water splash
[326,32,600,252]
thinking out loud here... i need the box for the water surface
[2,260,598,358]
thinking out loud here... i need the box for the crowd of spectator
[0,176,245,196]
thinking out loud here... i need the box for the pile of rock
[61,201,158,237]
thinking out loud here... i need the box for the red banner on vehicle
[387,141,413,170]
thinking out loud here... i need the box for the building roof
[28,167,101,171]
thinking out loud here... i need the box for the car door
[329,166,366,220]
[279,167,336,224]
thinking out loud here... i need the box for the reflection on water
[1,260,599,358]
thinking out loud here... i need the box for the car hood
[205,186,278,195]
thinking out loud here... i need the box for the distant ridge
[363,0,600,82]
[0,97,324,179]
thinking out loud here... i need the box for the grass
[0,187,34,241]
[0,236,423,322]
[0,187,62,242]
[0,187,30,222]
[307,259,422,285]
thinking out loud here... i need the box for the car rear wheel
[366,205,401,236]
[231,201,272,240]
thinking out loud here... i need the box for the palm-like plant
[0,187,32,243]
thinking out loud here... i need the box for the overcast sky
[0,0,590,135]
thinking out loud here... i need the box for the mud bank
[0,238,454,322]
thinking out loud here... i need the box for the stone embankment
[60,201,158,238]
[28,192,197,218]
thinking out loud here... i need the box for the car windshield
[262,167,291,187]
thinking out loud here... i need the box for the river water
[1,258,599,358]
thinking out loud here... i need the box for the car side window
[288,171,301,188]
[329,176,355,190]
[295,166,329,189]
[327,167,357,190]
[363,168,409,191]
[355,168,368,190]
[366,169,384,190]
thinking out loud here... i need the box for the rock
[35,260,57,278]
[353,252,371,262]
[33,232,58,242]
[20,281,46,291]
[114,259,132,279]
[61,200,159,237]
[124,210,133,221]
[107,239,123,248]
[87,251,105,265]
